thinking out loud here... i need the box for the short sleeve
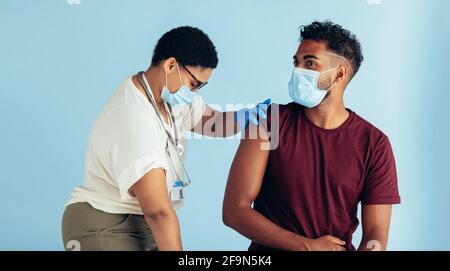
[171,95,207,132]
[361,136,401,205]
[107,104,169,201]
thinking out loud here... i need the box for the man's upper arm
[361,136,400,205]
[223,125,270,212]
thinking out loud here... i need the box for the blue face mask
[161,63,198,106]
[288,67,338,108]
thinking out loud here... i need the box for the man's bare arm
[222,125,345,251]
[358,205,392,251]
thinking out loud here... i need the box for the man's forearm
[145,210,182,251]
[357,233,388,251]
[223,206,311,251]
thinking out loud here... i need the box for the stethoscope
[137,71,191,187]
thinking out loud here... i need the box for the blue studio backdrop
[1,0,449,250]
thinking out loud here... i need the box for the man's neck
[303,99,350,130]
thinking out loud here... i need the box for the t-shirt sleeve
[171,95,207,132]
[108,105,169,201]
[361,136,401,205]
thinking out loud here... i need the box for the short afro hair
[300,21,363,76]
[151,26,218,69]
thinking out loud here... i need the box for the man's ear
[163,57,177,74]
[336,65,347,83]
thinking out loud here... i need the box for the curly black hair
[151,26,218,69]
[300,21,363,76]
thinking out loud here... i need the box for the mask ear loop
[165,70,168,90]
[320,66,340,75]
[326,81,337,91]
[175,63,184,88]
[318,53,348,91]
[319,66,340,91]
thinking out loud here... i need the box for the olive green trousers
[61,202,157,251]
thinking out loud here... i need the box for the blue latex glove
[236,98,272,129]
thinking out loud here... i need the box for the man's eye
[306,60,315,67]
[293,59,298,65]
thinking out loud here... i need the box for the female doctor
[61,26,269,251]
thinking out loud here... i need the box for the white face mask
[288,67,338,108]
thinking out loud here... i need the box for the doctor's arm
[357,205,392,251]
[192,106,238,137]
[222,125,346,251]
[192,99,271,137]
[129,168,182,251]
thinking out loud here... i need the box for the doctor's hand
[306,235,346,251]
[235,98,271,130]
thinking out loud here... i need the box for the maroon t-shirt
[249,103,401,251]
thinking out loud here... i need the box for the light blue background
[1,0,449,250]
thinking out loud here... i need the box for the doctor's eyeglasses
[182,65,208,91]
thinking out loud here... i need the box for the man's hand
[307,235,346,251]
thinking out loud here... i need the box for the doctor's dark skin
[128,57,245,250]
[129,60,212,251]
[131,57,212,124]
[223,39,393,251]
[131,57,239,137]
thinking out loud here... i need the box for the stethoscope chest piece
[175,144,184,156]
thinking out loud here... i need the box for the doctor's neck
[142,67,164,106]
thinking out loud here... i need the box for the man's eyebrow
[303,54,320,60]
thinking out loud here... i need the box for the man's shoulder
[266,102,299,129]
[268,102,300,119]
[269,102,298,111]
[350,110,390,145]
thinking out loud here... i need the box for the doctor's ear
[162,57,177,74]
